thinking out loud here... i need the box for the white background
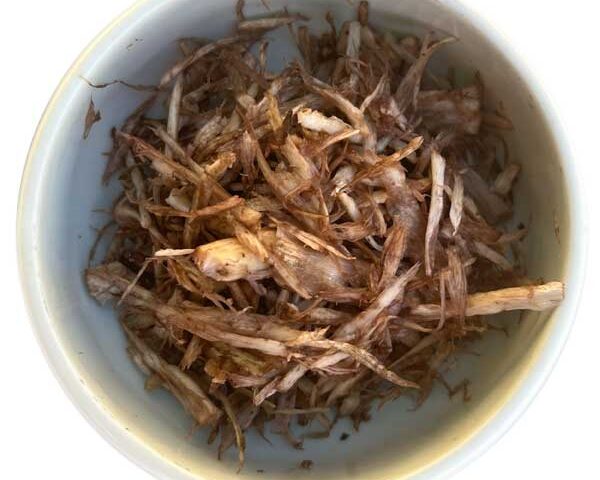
[3,0,598,478]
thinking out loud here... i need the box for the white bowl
[17,0,587,478]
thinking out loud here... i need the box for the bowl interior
[20,0,572,478]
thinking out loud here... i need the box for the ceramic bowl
[17,0,586,478]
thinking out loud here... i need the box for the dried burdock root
[86,0,564,469]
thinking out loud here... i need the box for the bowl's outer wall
[18,0,585,479]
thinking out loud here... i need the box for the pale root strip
[165,75,183,159]
[297,107,351,135]
[473,241,513,271]
[425,151,446,276]
[295,339,419,389]
[449,173,464,235]
[154,248,195,257]
[409,282,564,320]
[145,196,243,219]
[493,163,521,196]
[237,16,300,32]
[124,326,222,426]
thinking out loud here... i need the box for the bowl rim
[17,0,588,478]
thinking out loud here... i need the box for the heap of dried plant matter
[86,1,564,469]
